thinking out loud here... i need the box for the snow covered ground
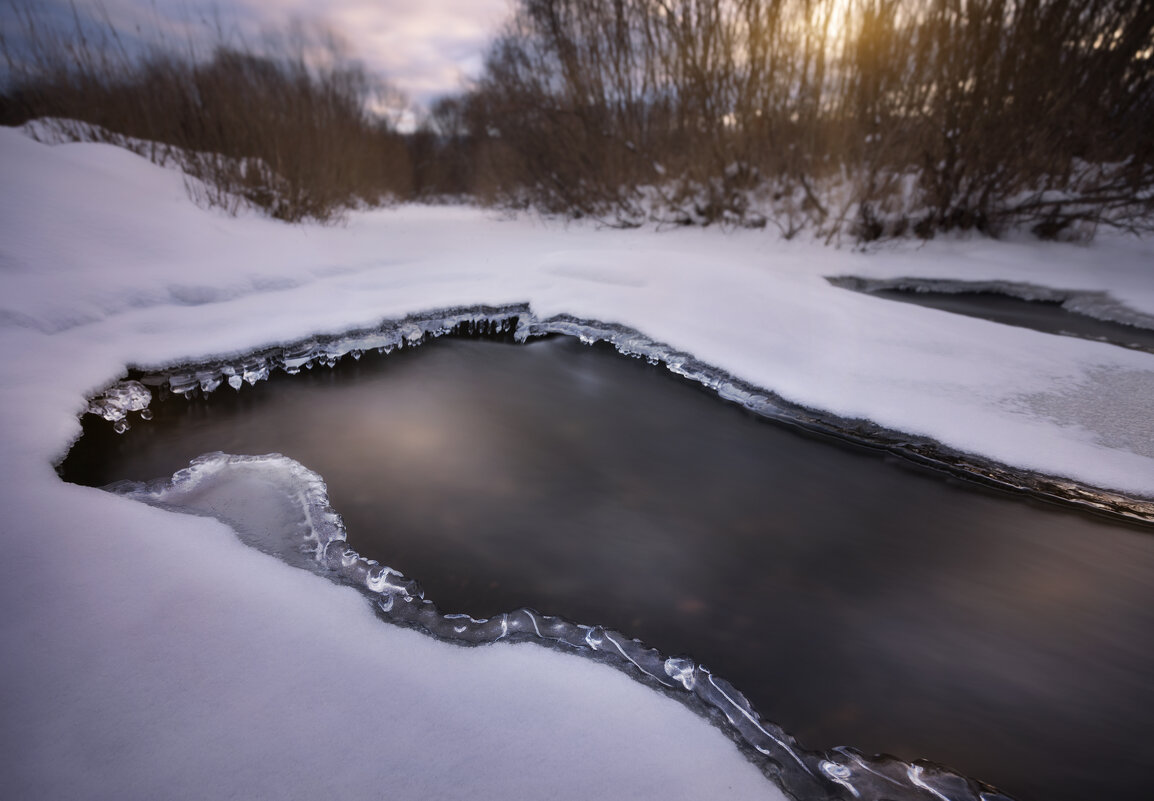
[1,126,1152,799]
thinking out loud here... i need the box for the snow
[1,125,1152,799]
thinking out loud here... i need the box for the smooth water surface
[62,336,1154,801]
[871,289,1154,353]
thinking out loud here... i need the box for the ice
[107,307,1153,523]
[111,449,1016,801]
[85,380,152,433]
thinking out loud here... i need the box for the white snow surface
[1,127,1152,799]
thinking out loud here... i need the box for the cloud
[233,0,512,102]
[3,0,513,106]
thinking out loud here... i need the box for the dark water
[61,336,1154,801]
[871,289,1154,353]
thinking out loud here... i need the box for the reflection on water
[61,336,1154,801]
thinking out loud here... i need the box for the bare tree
[466,0,1154,239]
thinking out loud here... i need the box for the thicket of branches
[0,7,411,222]
[2,1,1152,239]
[464,0,1154,239]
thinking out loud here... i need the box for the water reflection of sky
[63,336,1154,801]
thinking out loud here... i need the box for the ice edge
[89,303,1154,524]
[76,303,1154,800]
[109,450,1015,801]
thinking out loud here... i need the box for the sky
[3,0,515,108]
[241,0,514,103]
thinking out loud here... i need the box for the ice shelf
[110,450,1018,801]
[100,304,1154,524]
[74,305,1154,801]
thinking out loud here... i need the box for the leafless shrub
[893,0,1154,239]
[0,3,412,222]
[465,0,1154,239]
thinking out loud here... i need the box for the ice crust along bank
[2,125,1153,801]
[91,306,1154,523]
[109,449,1018,801]
[74,311,1154,801]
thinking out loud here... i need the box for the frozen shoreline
[92,304,1154,522]
[2,127,1152,800]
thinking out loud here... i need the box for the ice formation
[110,450,1017,801]
[78,303,1154,801]
[105,305,1154,524]
[86,380,153,433]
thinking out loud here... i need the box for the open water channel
[868,290,1154,354]
[61,334,1154,801]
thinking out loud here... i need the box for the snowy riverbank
[1,126,1151,799]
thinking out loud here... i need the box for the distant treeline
[0,9,409,222]
[464,0,1154,239]
[3,0,1153,239]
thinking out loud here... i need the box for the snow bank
[1,126,1151,799]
